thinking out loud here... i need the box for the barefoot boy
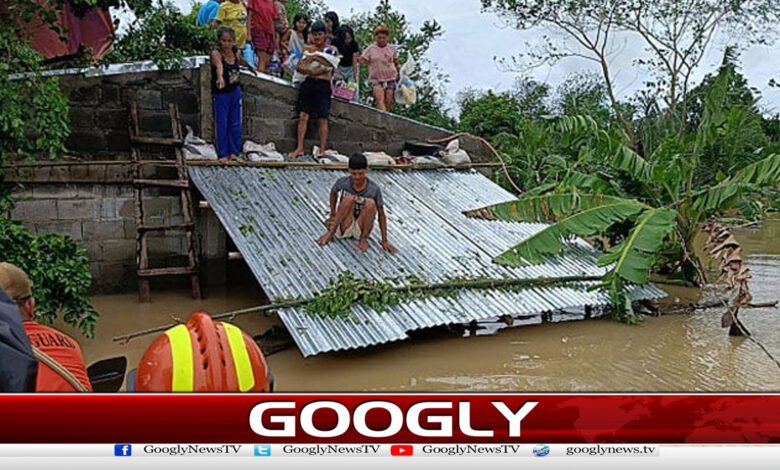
[317,154,399,254]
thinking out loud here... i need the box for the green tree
[470,61,780,323]
[458,90,523,140]
[0,220,99,337]
[104,1,215,69]
[1,1,99,337]
[481,0,780,146]
[555,72,613,123]
[684,52,767,186]
[510,77,551,122]
[284,0,327,23]
[0,4,69,211]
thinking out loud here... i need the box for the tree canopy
[481,0,780,145]
[1,0,99,337]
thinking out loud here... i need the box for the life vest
[23,322,92,392]
[136,313,271,392]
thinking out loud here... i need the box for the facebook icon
[254,444,271,456]
[114,444,132,457]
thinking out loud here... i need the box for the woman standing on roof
[211,27,249,164]
[358,24,400,111]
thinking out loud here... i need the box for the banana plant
[470,63,780,323]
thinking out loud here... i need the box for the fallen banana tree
[462,106,780,326]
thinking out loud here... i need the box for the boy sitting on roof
[317,154,399,254]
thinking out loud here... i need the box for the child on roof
[211,27,249,163]
[213,0,248,48]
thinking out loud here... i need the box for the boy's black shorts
[297,78,332,118]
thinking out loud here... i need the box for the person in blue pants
[211,27,248,163]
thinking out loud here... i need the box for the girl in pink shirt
[358,24,399,111]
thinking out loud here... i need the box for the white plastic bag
[440,139,471,167]
[244,140,285,162]
[363,151,396,166]
[411,156,445,168]
[395,56,417,106]
[314,146,350,164]
[183,125,218,160]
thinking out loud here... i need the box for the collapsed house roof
[189,166,664,357]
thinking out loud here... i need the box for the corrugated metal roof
[189,167,665,356]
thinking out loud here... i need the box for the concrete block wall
[60,69,201,159]
[5,164,187,294]
[7,63,489,294]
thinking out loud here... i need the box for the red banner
[1,394,779,444]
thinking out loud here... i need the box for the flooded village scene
[1,0,780,393]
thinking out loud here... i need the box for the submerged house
[190,166,663,356]
[6,58,664,357]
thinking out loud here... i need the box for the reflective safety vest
[136,313,270,392]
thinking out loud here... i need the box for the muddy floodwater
[77,218,780,392]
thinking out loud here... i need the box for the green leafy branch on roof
[303,271,604,320]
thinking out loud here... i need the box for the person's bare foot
[317,233,334,247]
[218,158,229,166]
[357,239,369,253]
[288,147,305,159]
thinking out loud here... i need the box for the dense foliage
[104,1,215,69]
[0,220,99,337]
[466,54,780,323]
[1,1,99,337]
[0,6,69,212]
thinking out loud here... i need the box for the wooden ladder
[128,102,201,303]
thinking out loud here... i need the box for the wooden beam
[186,160,503,171]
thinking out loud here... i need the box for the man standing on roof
[317,153,399,254]
[289,21,336,159]
[0,263,92,392]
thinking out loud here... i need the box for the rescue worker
[0,287,37,392]
[136,313,273,392]
[0,263,92,392]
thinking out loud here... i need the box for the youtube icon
[390,445,414,456]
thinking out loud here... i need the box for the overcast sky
[170,0,780,116]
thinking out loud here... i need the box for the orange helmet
[136,313,272,392]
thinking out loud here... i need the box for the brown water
[78,218,780,392]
